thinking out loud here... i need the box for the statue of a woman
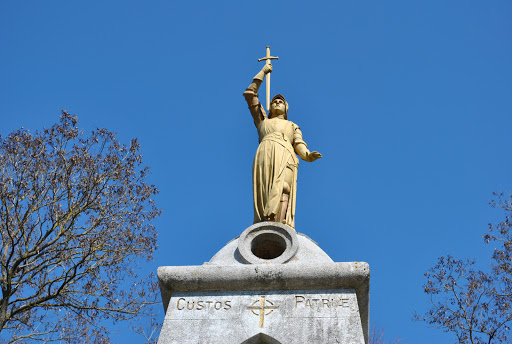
[243,63,322,229]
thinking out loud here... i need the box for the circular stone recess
[238,222,298,264]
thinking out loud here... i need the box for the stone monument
[158,47,369,344]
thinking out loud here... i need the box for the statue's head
[269,94,288,119]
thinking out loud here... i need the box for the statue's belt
[260,133,299,165]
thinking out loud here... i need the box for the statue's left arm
[293,125,322,162]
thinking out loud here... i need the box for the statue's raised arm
[244,57,322,229]
[243,64,273,127]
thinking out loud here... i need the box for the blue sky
[1,1,511,343]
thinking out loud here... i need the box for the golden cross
[258,46,279,111]
[247,295,279,328]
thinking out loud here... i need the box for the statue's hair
[268,94,289,120]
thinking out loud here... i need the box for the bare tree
[415,193,512,344]
[0,112,161,343]
[369,324,402,344]
[486,193,512,302]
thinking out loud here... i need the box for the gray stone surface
[157,223,370,343]
[158,262,369,344]
[159,289,364,344]
[237,222,299,264]
[208,223,333,266]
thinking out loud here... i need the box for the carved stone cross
[247,295,279,328]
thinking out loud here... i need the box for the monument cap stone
[208,222,334,266]
[157,224,370,343]
[238,222,298,264]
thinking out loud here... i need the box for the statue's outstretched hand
[307,151,322,162]
[262,63,273,75]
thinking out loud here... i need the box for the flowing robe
[252,118,306,228]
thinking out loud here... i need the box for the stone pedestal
[158,222,370,344]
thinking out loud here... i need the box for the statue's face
[270,98,286,117]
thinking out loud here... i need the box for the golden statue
[243,47,322,229]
